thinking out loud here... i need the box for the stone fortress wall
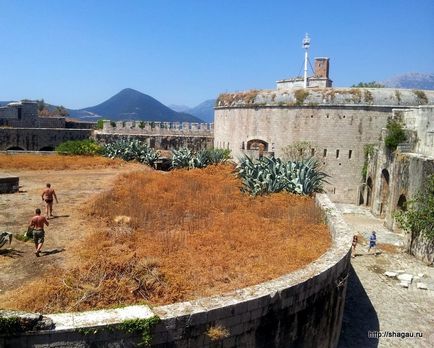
[2,194,352,348]
[95,120,214,151]
[214,88,434,204]
[366,105,434,263]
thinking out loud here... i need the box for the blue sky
[0,0,433,109]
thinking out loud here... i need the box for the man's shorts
[33,230,45,244]
[45,199,53,203]
[369,241,376,248]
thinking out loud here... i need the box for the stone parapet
[1,194,352,348]
[101,120,213,136]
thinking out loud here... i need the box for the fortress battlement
[100,120,213,136]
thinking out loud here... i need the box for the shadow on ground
[0,248,24,258]
[338,264,379,348]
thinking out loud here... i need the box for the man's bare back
[42,188,56,201]
[30,215,49,230]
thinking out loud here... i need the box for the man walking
[368,231,377,256]
[42,183,58,218]
[29,208,49,257]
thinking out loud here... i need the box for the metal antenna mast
[302,33,311,88]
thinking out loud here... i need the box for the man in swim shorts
[41,183,58,218]
[29,208,49,257]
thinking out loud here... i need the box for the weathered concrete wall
[0,175,19,193]
[0,128,92,151]
[95,132,213,152]
[1,194,353,348]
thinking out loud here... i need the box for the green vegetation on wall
[384,120,407,151]
[412,90,428,105]
[0,316,22,336]
[395,175,434,241]
[103,139,160,166]
[118,316,160,346]
[362,144,375,180]
[294,89,309,106]
[351,81,385,88]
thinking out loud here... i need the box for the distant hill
[70,88,203,122]
[383,73,434,90]
[170,99,216,123]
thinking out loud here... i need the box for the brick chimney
[314,58,330,78]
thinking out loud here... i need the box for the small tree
[384,120,406,150]
[395,175,434,241]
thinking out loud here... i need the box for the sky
[0,0,433,109]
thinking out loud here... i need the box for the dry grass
[0,154,125,170]
[3,165,331,313]
[377,243,402,254]
[207,324,230,341]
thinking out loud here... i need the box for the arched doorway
[380,169,390,218]
[247,139,268,152]
[366,177,373,207]
[397,194,407,211]
[6,146,25,151]
[39,146,55,151]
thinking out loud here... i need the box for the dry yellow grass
[3,164,331,313]
[0,153,125,170]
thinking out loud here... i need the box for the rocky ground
[337,204,434,348]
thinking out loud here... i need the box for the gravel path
[337,204,434,348]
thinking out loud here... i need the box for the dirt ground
[0,165,143,294]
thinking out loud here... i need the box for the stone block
[384,271,398,278]
[397,273,413,283]
[399,281,409,288]
[416,283,428,290]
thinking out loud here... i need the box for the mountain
[383,72,434,90]
[169,104,191,113]
[188,99,216,123]
[170,99,216,123]
[70,88,203,122]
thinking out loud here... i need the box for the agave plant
[172,148,231,169]
[103,139,160,166]
[237,155,329,196]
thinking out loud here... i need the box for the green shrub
[395,175,434,241]
[294,89,309,106]
[56,139,103,156]
[384,120,406,150]
[110,121,117,128]
[96,119,104,129]
[236,155,329,196]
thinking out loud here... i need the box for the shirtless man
[29,208,49,257]
[42,183,58,218]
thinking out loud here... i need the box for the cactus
[172,148,231,169]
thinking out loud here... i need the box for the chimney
[314,58,329,78]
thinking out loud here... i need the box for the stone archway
[380,169,390,218]
[397,194,407,211]
[39,146,55,151]
[366,177,373,207]
[246,139,268,158]
[6,146,25,151]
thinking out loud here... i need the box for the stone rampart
[0,128,93,151]
[1,194,352,348]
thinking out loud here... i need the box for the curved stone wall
[1,194,352,348]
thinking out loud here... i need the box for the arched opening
[366,177,373,207]
[397,194,407,211]
[39,146,55,151]
[6,146,25,151]
[380,169,390,218]
[246,139,268,152]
